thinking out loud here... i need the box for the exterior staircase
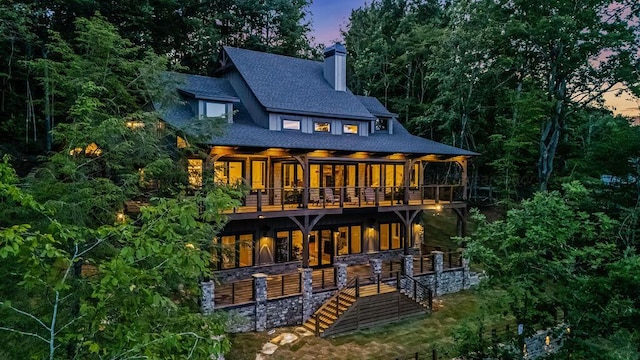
[303,274,433,337]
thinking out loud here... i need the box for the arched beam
[289,214,324,268]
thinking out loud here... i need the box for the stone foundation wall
[225,304,256,333]
[208,251,480,334]
[335,248,418,266]
[266,296,304,329]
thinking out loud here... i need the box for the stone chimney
[323,43,347,92]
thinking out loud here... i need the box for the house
[156,44,478,333]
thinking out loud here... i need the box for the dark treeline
[0,0,316,155]
[345,0,640,199]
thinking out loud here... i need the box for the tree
[0,16,241,359]
[463,182,640,358]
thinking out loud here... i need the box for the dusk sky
[306,1,639,116]
[307,0,365,46]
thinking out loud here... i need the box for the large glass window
[275,230,303,263]
[337,226,349,255]
[384,164,404,188]
[214,234,254,270]
[410,163,420,188]
[336,225,362,255]
[283,119,301,130]
[283,163,303,188]
[367,164,381,188]
[380,224,390,251]
[187,159,203,187]
[251,160,266,191]
[215,161,243,185]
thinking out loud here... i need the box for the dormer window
[283,119,301,130]
[205,102,226,118]
[343,124,358,134]
[314,122,331,133]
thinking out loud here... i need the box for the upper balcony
[224,184,466,219]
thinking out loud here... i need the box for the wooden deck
[213,252,461,307]
[224,199,465,220]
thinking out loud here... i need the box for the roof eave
[177,89,240,103]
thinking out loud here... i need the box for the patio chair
[309,188,321,206]
[324,188,340,204]
[364,187,376,204]
[346,187,358,204]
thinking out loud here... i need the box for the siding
[224,70,269,128]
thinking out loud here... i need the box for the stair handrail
[313,275,361,336]
[400,274,433,310]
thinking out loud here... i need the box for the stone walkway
[255,327,314,359]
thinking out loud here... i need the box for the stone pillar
[462,256,471,290]
[402,255,414,278]
[369,258,382,282]
[301,268,314,322]
[432,251,444,296]
[252,273,268,331]
[335,263,348,290]
[200,280,215,315]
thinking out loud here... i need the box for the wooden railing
[312,267,337,291]
[266,272,302,299]
[215,278,255,306]
[228,184,464,213]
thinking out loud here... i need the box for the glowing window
[251,160,266,190]
[187,159,203,187]
[214,161,243,185]
[283,119,301,130]
[343,124,358,134]
[314,122,330,132]
[177,136,188,149]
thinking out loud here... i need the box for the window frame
[314,121,331,133]
[282,119,301,131]
[342,123,359,134]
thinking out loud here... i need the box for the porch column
[301,268,314,322]
[252,273,268,331]
[402,255,414,278]
[335,263,348,290]
[200,280,215,315]
[369,258,382,282]
[432,251,444,296]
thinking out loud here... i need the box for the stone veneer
[335,248,419,266]
[206,251,479,333]
[213,261,301,283]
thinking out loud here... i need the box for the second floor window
[251,160,266,191]
[215,161,243,185]
[314,122,330,132]
[206,102,226,118]
[343,124,358,134]
[187,159,203,187]
[283,119,301,130]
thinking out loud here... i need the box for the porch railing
[230,184,464,213]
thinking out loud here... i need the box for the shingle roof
[355,95,397,117]
[170,72,240,102]
[159,98,478,157]
[222,47,376,120]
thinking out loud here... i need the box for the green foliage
[0,16,241,359]
[462,183,640,357]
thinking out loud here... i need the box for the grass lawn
[226,290,508,360]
